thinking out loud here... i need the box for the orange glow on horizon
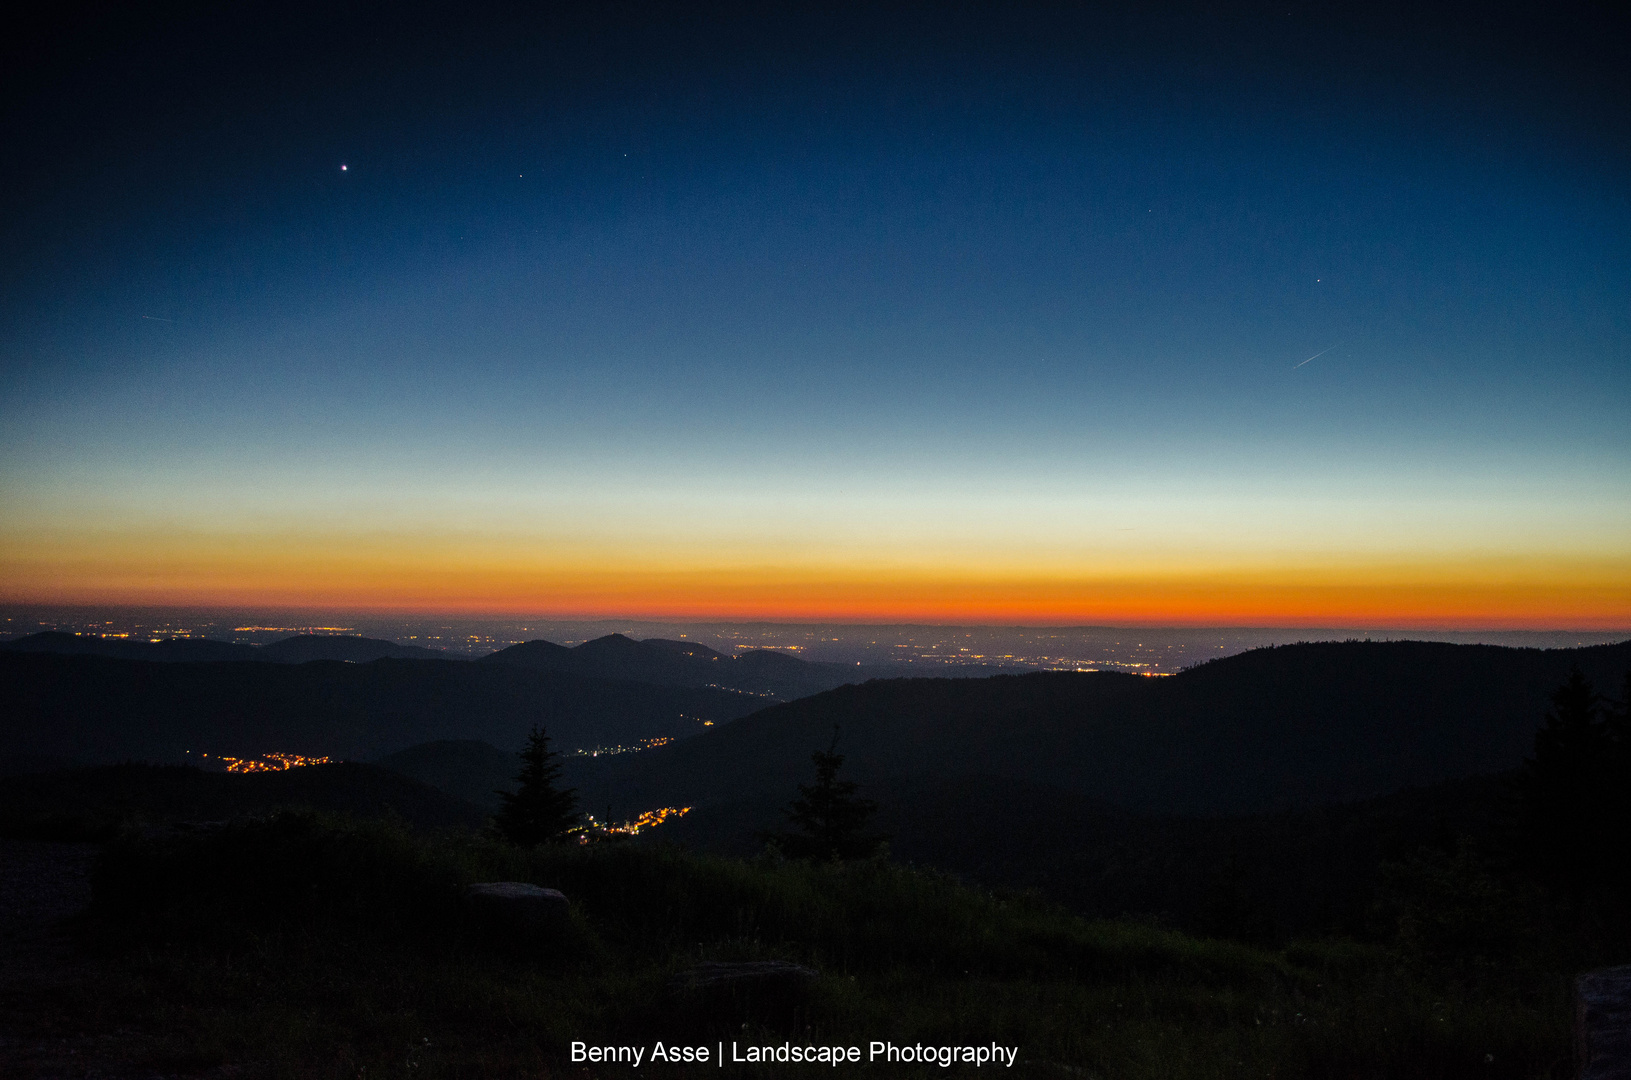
[3,529,1626,629]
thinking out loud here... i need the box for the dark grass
[50,812,1576,1079]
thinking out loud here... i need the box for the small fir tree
[766,725,885,861]
[493,726,580,846]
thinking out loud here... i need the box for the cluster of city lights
[232,626,352,633]
[572,806,691,844]
[569,736,673,758]
[707,682,778,697]
[196,751,334,773]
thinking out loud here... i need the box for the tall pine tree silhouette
[766,725,885,861]
[493,726,580,846]
[1520,667,1611,895]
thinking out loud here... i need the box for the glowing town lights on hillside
[572,806,692,844]
[197,751,334,773]
[570,736,673,758]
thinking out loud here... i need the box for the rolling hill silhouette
[0,653,764,770]
[1,631,260,663]
[373,739,519,810]
[10,636,1625,943]
[481,633,890,699]
[0,631,449,664]
[567,639,1631,820]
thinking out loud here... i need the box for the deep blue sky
[2,2,1627,623]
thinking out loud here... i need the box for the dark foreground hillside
[0,652,765,770]
[572,639,1631,818]
[368,733,1516,941]
[658,771,1515,942]
[0,813,1581,1079]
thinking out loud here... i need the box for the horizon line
[2,602,1627,637]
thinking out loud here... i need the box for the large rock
[464,882,569,942]
[1576,965,1631,1080]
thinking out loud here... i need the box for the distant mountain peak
[574,633,643,654]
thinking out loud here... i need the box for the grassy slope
[659,771,1516,942]
[20,812,1571,1080]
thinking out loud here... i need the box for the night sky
[2,2,1627,625]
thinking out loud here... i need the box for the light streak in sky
[1294,344,1339,368]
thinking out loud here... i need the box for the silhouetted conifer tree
[766,726,885,861]
[1519,667,1612,896]
[493,726,580,846]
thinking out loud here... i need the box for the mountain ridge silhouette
[481,632,892,699]
[0,652,763,770]
[0,630,449,664]
[567,638,1631,819]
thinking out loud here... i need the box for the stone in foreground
[464,882,569,941]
